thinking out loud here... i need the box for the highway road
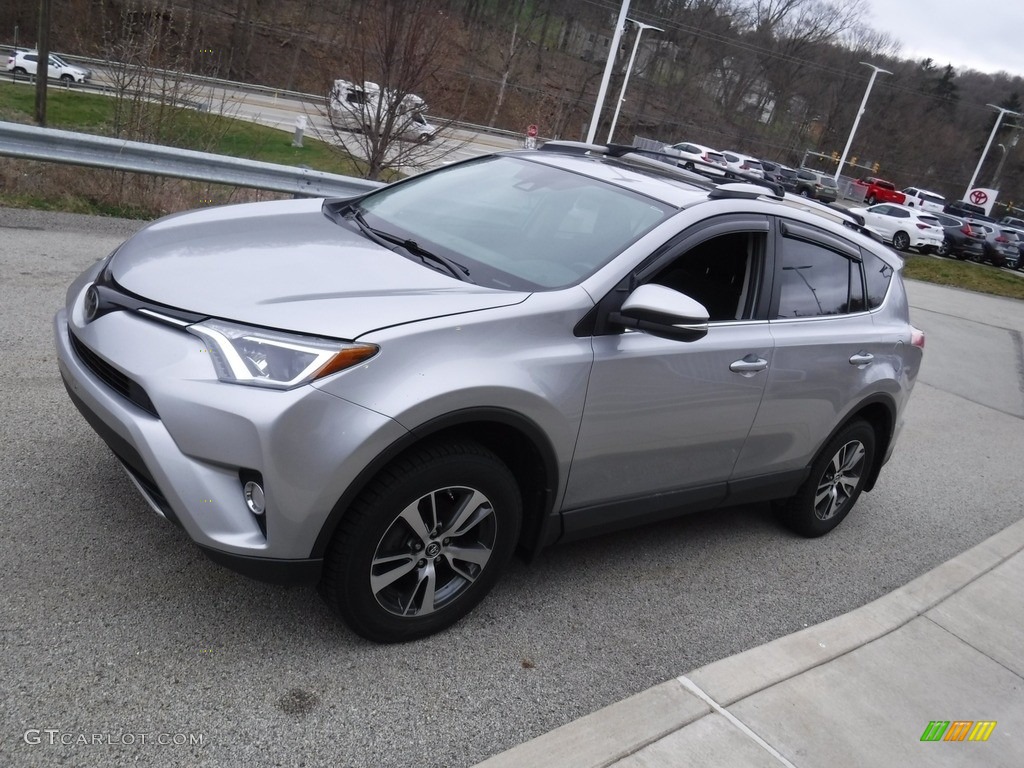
[1,206,1022,767]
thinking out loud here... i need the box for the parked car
[849,203,945,252]
[933,213,985,261]
[720,151,765,178]
[661,142,728,174]
[980,226,1020,268]
[760,160,798,191]
[1001,227,1024,270]
[944,200,991,221]
[5,49,91,83]
[901,187,946,213]
[55,142,924,642]
[998,215,1024,229]
[852,177,905,206]
[793,169,838,202]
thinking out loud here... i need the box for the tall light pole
[586,0,631,145]
[607,19,663,143]
[965,104,1021,198]
[833,63,891,181]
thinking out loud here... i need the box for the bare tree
[318,0,466,180]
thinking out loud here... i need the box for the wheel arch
[310,407,561,562]
[839,395,897,492]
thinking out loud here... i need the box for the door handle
[849,352,874,366]
[730,355,769,376]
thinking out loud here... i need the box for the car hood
[108,199,530,339]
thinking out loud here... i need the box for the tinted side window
[650,231,764,322]
[777,239,858,318]
[863,250,893,309]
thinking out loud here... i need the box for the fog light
[243,481,266,515]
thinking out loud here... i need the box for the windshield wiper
[341,204,472,283]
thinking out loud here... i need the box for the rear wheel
[777,420,875,537]
[892,231,910,251]
[13,66,27,75]
[320,440,522,643]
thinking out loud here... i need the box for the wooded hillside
[4,0,1023,210]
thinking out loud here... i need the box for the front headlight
[188,319,378,390]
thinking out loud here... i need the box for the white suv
[6,50,91,83]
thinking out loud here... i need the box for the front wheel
[60,73,74,83]
[776,420,875,537]
[892,231,910,251]
[936,241,950,257]
[320,440,522,643]
[866,194,876,205]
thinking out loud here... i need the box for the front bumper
[55,298,408,579]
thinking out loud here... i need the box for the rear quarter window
[863,250,894,309]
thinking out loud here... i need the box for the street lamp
[586,0,632,145]
[607,19,663,143]
[833,63,891,182]
[965,104,1022,198]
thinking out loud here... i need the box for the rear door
[734,219,881,479]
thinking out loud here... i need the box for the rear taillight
[960,224,972,235]
[916,223,929,230]
[911,327,925,349]
[996,235,1009,243]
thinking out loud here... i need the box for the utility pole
[606,20,662,143]
[834,63,890,182]
[966,105,1021,197]
[35,0,52,126]
[586,0,631,145]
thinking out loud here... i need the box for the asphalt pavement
[1,207,1022,767]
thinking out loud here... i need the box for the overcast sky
[863,0,1024,78]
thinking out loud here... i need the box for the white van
[329,80,438,142]
[901,187,946,213]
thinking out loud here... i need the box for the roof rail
[537,140,786,199]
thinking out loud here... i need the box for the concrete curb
[475,516,1024,768]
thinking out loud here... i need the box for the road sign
[527,124,538,138]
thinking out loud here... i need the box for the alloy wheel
[813,440,866,521]
[370,486,497,618]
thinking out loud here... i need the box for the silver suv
[55,143,924,642]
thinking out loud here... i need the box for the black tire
[60,73,74,83]
[799,188,810,197]
[777,420,875,538]
[892,231,910,251]
[936,241,950,257]
[13,66,27,75]
[320,440,522,643]
[684,161,696,171]
[866,194,876,205]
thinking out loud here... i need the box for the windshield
[821,177,838,189]
[356,156,675,290]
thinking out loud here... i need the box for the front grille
[69,330,159,418]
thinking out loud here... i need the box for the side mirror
[610,284,710,342]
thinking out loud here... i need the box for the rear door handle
[730,355,769,376]
[849,352,874,366]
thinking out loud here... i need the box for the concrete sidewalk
[477,517,1024,768]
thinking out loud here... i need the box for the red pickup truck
[852,177,906,205]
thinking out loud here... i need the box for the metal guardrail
[0,120,383,198]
